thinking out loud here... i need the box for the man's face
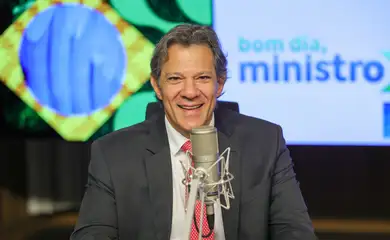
[151,44,225,137]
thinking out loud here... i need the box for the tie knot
[181,140,192,153]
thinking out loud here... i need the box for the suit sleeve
[269,125,318,240]
[70,140,118,240]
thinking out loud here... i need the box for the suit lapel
[144,113,173,240]
[215,108,241,240]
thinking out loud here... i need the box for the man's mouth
[177,104,203,110]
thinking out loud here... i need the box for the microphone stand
[182,174,207,240]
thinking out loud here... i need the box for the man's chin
[181,120,208,131]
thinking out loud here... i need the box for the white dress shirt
[165,115,225,240]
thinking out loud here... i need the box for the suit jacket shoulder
[96,120,149,145]
[218,108,283,149]
[237,112,280,133]
[93,114,162,155]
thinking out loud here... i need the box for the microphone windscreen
[190,126,219,157]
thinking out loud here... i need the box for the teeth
[179,104,202,110]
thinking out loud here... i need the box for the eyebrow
[164,71,213,77]
[196,71,213,76]
[164,72,183,77]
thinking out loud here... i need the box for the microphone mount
[181,147,235,240]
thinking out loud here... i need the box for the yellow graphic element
[0,0,154,141]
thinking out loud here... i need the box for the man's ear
[150,76,162,100]
[216,76,226,97]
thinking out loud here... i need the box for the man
[71,24,317,240]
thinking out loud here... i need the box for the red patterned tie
[181,140,215,240]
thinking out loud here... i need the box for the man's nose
[181,79,198,98]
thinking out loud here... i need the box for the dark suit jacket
[71,107,317,240]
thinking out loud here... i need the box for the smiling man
[71,24,317,240]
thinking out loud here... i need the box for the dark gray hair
[150,24,227,81]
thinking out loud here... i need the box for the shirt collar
[165,114,215,156]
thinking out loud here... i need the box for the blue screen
[213,0,390,146]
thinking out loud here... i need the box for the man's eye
[168,77,180,81]
[199,76,211,80]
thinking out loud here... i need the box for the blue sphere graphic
[19,4,126,116]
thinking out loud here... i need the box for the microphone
[190,125,220,230]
